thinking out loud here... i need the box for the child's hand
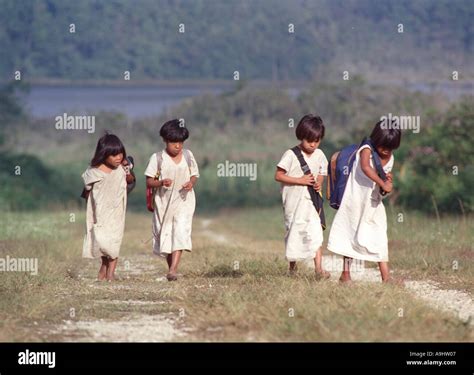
[182,181,194,191]
[122,158,133,170]
[382,180,393,194]
[386,172,393,182]
[161,178,173,187]
[313,180,322,192]
[299,174,315,186]
[126,173,135,184]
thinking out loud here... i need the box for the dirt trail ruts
[52,219,472,341]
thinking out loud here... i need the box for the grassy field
[0,207,472,342]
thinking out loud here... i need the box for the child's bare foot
[106,258,118,281]
[315,269,331,280]
[166,272,178,281]
[98,256,108,280]
[97,270,107,281]
[339,271,352,283]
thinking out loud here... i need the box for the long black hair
[370,120,401,150]
[90,132,127,167]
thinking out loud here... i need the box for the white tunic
[82,166,127,259]
[277,148,328,262]
[144,150,199,257]
[327,144,394,262]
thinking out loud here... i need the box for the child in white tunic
[82,133,134,281]
[145,119,199,281]
[275,114,330,278]
[327,121,402,283]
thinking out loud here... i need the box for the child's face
[105,153,123,168]
[376,147,392,159]
[300,138,321,154]
[166,141,184,156]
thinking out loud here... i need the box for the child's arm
[146,176,172,188]
[126,173,135,184]
[360,149,392,193]
[182,175,198,191]
[314,174,324,192]
[275,167,315,186]
[122,158,135,184]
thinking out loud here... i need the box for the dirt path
[52,218,472,341]
[51,314,186,342]
[404,280,473,324]
[201,219,474,325]
[202,219,474,327]
[49,253,189,342]
[314,253,474,326]
[52,218,225,342]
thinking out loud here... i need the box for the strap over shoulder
[183,149,192,167]
[291,146,311,174]
[155,149,192,176]
[290,146,326,230]
[156,151,163,172]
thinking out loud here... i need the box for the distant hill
[1,0,473,82]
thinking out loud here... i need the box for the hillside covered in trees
[1,0,473,82]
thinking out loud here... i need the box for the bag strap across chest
[291,146,326,230]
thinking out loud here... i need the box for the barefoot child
[275,114,330,278]
[145,119,199,281]
[82,133,134,281]
[327,121,401,283]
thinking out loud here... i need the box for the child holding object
[82,132,134,281]
[144,120,199,281]
[275,114,330,278]
[327,121,401,283]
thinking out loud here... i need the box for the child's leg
[288,261,297,275]
[168,250,183,275]
[378,261,390,282]
[314,247,323,271]
[314,247,325,274]
[106,257,118,281]
[166,254,172,270]
[288,262,298,276]
[339,256,352,282]
[98,256,108,280]
[313,247,330,278]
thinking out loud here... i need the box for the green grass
[211,206,474,291]
[0,209,472,342]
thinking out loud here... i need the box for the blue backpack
[327,138,387,209]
